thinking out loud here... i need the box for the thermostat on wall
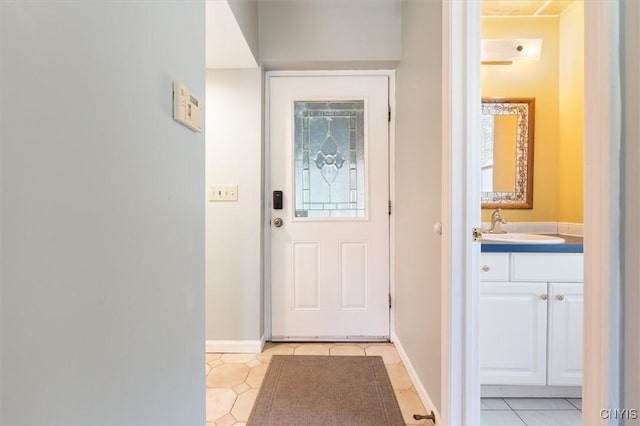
[173,81,202,132]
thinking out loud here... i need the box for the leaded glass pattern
[294,101,366,218]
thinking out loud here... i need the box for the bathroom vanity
[479,237,584,392]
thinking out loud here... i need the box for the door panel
[340,242,368,310]
[269,75,390,340]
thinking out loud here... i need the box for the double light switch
[209,185,238,201]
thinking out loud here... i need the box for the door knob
[273,217,283,228]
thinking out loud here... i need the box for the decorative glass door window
[294,101,366,218]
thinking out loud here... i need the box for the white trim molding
[392,332,441,424]
[206,336,265,354]
[584,1,622,424]
[441,0,482,424]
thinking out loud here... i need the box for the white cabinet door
[480,282,548,385]
[548,282,583,386]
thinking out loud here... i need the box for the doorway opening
[443,1,622,424]
[478,2,585,425]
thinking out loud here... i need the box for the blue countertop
[481,235,583,253]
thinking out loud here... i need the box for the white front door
[269,74,390,341]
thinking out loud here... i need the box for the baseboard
[482,385,582,398]
[392,332,441,424]
[206,335,265,353]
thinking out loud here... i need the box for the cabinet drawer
[480,253,509,281]
[510,253,583,282]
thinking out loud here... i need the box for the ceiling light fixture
[481,38,543,65]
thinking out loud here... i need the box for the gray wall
[205,69,263,343]
[258,0,401,69]
[0,2,205,424]
[394,0,443,412]
[623,0,640,414]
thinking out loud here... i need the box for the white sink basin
[482,233,565,244]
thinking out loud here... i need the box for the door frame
[263,70,397,341]
[443,2,622,425]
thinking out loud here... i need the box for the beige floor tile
[207,363,250,388]
[214,413,237,426]
[246,359,261,368]
[233,423,247,426]
[294,344,330,355]
[330,345,366,356]
[232,382,251,394]
[256,344,295,362]
[385,363,413,390]
[231,388,260,422]
[206,388,237,422]
[206,353,221,363]
[246,362,269,388]
[394,388,428,425]
[220,353,257,364]
[262,342,300,350]
[365,345,402,364]
[210,359,224,368]
[206,363,212,375]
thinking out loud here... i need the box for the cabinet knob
[540,294,548,301]
[482,265,490,272]
[556,294,565,301]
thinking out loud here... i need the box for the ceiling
[205,0,579,68]
[482,0,579,17]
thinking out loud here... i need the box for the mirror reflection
[481,98,535,209]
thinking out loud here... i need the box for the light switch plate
[209,185,238,201]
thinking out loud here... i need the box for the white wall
[0,2,205,424]
[228,0,259,64]
[206,69,263,347]
[623,0,640,411]
[205,0,403,349]
[394,0,443,413]
[258,0,401,69]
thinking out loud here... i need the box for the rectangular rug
[247,355,405,426]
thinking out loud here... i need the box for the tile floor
[205,342,430,426]
[481,397,582,426]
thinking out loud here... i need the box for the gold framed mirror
[481,97,535,209]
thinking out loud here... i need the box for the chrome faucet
[488,208,508,234]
